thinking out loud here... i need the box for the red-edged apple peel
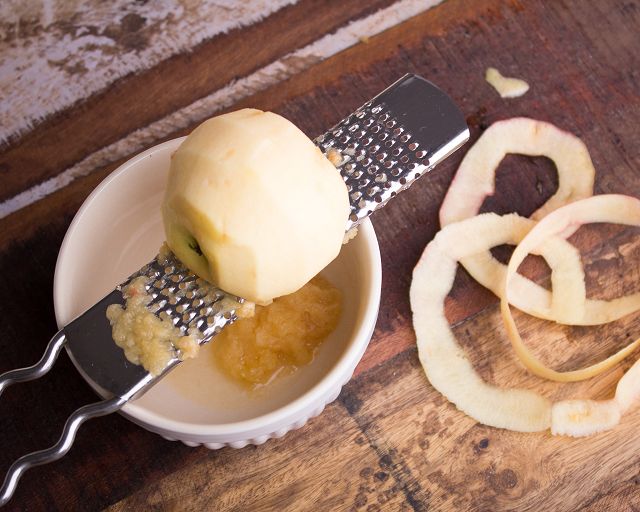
[437,118,640,325]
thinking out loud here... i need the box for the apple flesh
[162,108,350,304]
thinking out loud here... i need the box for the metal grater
[0,74,468,505]
[318,75,470,230]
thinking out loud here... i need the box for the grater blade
[63,251,244,401]
[316,74,469,230]
[67,73,469,402]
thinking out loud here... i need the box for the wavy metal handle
[0,331,67,398]
[0,396,125,506]
[0,332,126,506]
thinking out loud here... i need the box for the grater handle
[0,331,67,398]
[0,395,126,507]
[0,331,126,506]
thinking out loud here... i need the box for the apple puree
[212,275,342,389]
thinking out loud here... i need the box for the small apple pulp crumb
[343,227,358,244]
[326,148,343,166]
[157,242,173,264]
[106,276,199,376]
[212,275,342,389]
[485,67,529,98]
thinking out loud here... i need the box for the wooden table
[2,0,640,509]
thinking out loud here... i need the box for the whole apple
[162,108,350,304]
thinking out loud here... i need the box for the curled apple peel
[551,399,621,437]
[440,118,596,226]
[414,112,640,437]
[501,195,640,382]
[437,118,626,324]
[411,213,553,432]
[551,356,640,437]
[412,206,640,436]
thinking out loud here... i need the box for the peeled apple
[162,108,350,304]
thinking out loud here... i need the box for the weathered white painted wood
[0,0,442,219]
[0,0,298,143]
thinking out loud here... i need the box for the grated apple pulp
[212,275,342,389]
[106,276,200,376]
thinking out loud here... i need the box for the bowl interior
[54,138,379,426]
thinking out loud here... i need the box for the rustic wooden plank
[0,0,397,203]
[579,476,640,511]
[2,0,640,510]
[0,0,295,144]
[340,343,640,511]
[104,404,411,512]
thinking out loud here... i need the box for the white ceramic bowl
[54,138,382,448]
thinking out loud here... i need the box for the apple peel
[460,235,589,324]
[551,356,640,437]
[551,399,621,437]
[501,194,640,382]
[412,209,640,436]
[438,118,627,324]
[411,213,553,432]
[440,118,596,226]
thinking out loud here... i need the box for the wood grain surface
[2,0,640,510]
[0,0,400,203]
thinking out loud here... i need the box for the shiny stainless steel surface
[317,74,469,230]
[64,250,243,401]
